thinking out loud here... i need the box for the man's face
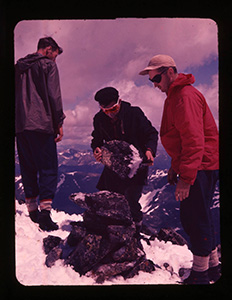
[45,47,59,62]
[149,69,171,93]
[100,99,121,118]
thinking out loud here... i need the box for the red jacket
[160,73,219,185]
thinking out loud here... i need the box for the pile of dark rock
[43,191,156,283]
[157,228,187,246]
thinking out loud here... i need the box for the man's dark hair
[37,37,63,54]
[157,66,178,73]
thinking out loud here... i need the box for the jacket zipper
[121,120,125,135]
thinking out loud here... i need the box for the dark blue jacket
[91,101,158,192]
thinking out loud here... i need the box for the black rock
[45,245,63,267]
[123,258,156,279]
[139,259,156,273]
[43,235,62,254]
[94,261,138,283]
[107,224,136,245]
[179,267,191,278]
[69,192,88,210]
[163,262,174,275]
[157,228,187,246]
[112,237,144,263]
[67,221,86,247]
[70,191,133,225]
[65,233,110,275]
[18,198,25,205]
[101,140,142,179]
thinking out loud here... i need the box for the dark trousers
[97,167,144,223]
[124,185,143,223]
[180,170,219,256]
[16,131,58,202]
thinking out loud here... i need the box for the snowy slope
[15,201,193,286]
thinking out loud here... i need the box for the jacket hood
[16,53,45,72]
[168,73,195,95]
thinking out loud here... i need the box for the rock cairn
[43,191,156,283]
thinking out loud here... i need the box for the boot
[38,209,58,231]
[208,248,221,282]
[183,254,210,284]
[183,269,210,284]
[25,197,39,223]
[29,209,40,223]
[208,264,221,282]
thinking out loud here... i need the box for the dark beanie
[94,87,119,106]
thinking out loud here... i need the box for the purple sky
[14,18,218,148]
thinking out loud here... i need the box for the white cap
[139,54,176,75]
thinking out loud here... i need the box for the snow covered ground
[15,200,193,286]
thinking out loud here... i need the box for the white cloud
[62,100,99,146]
[195,74,219,126]
[62,74,218,147]
[65,104,95,127]
[15,18,218,104]
[14,18,218,145]
[108,79,165,130]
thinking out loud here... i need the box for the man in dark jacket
[15,37,66,231]
[91,87,158,232]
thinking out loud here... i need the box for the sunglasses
[149,69,167,83]
[100,99,121,113]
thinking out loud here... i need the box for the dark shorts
[180,170,219,256]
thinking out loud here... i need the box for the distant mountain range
[15,145,220,244]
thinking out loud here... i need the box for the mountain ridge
[15,146,220,244]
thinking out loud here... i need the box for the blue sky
[184,58,218,86]
[14,18,218,147]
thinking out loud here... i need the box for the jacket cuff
[179,175,195,185]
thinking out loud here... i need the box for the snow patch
[73,179,80,188]
[57,174,65,190]
[149,169,168,180]
[139,185,167,214]
[128,144,143,178]
[71,192,85,202]
[66,171,78,176]
[15,200,193,285]
[15,175,22,182]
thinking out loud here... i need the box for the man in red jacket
[139,55,220,284]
